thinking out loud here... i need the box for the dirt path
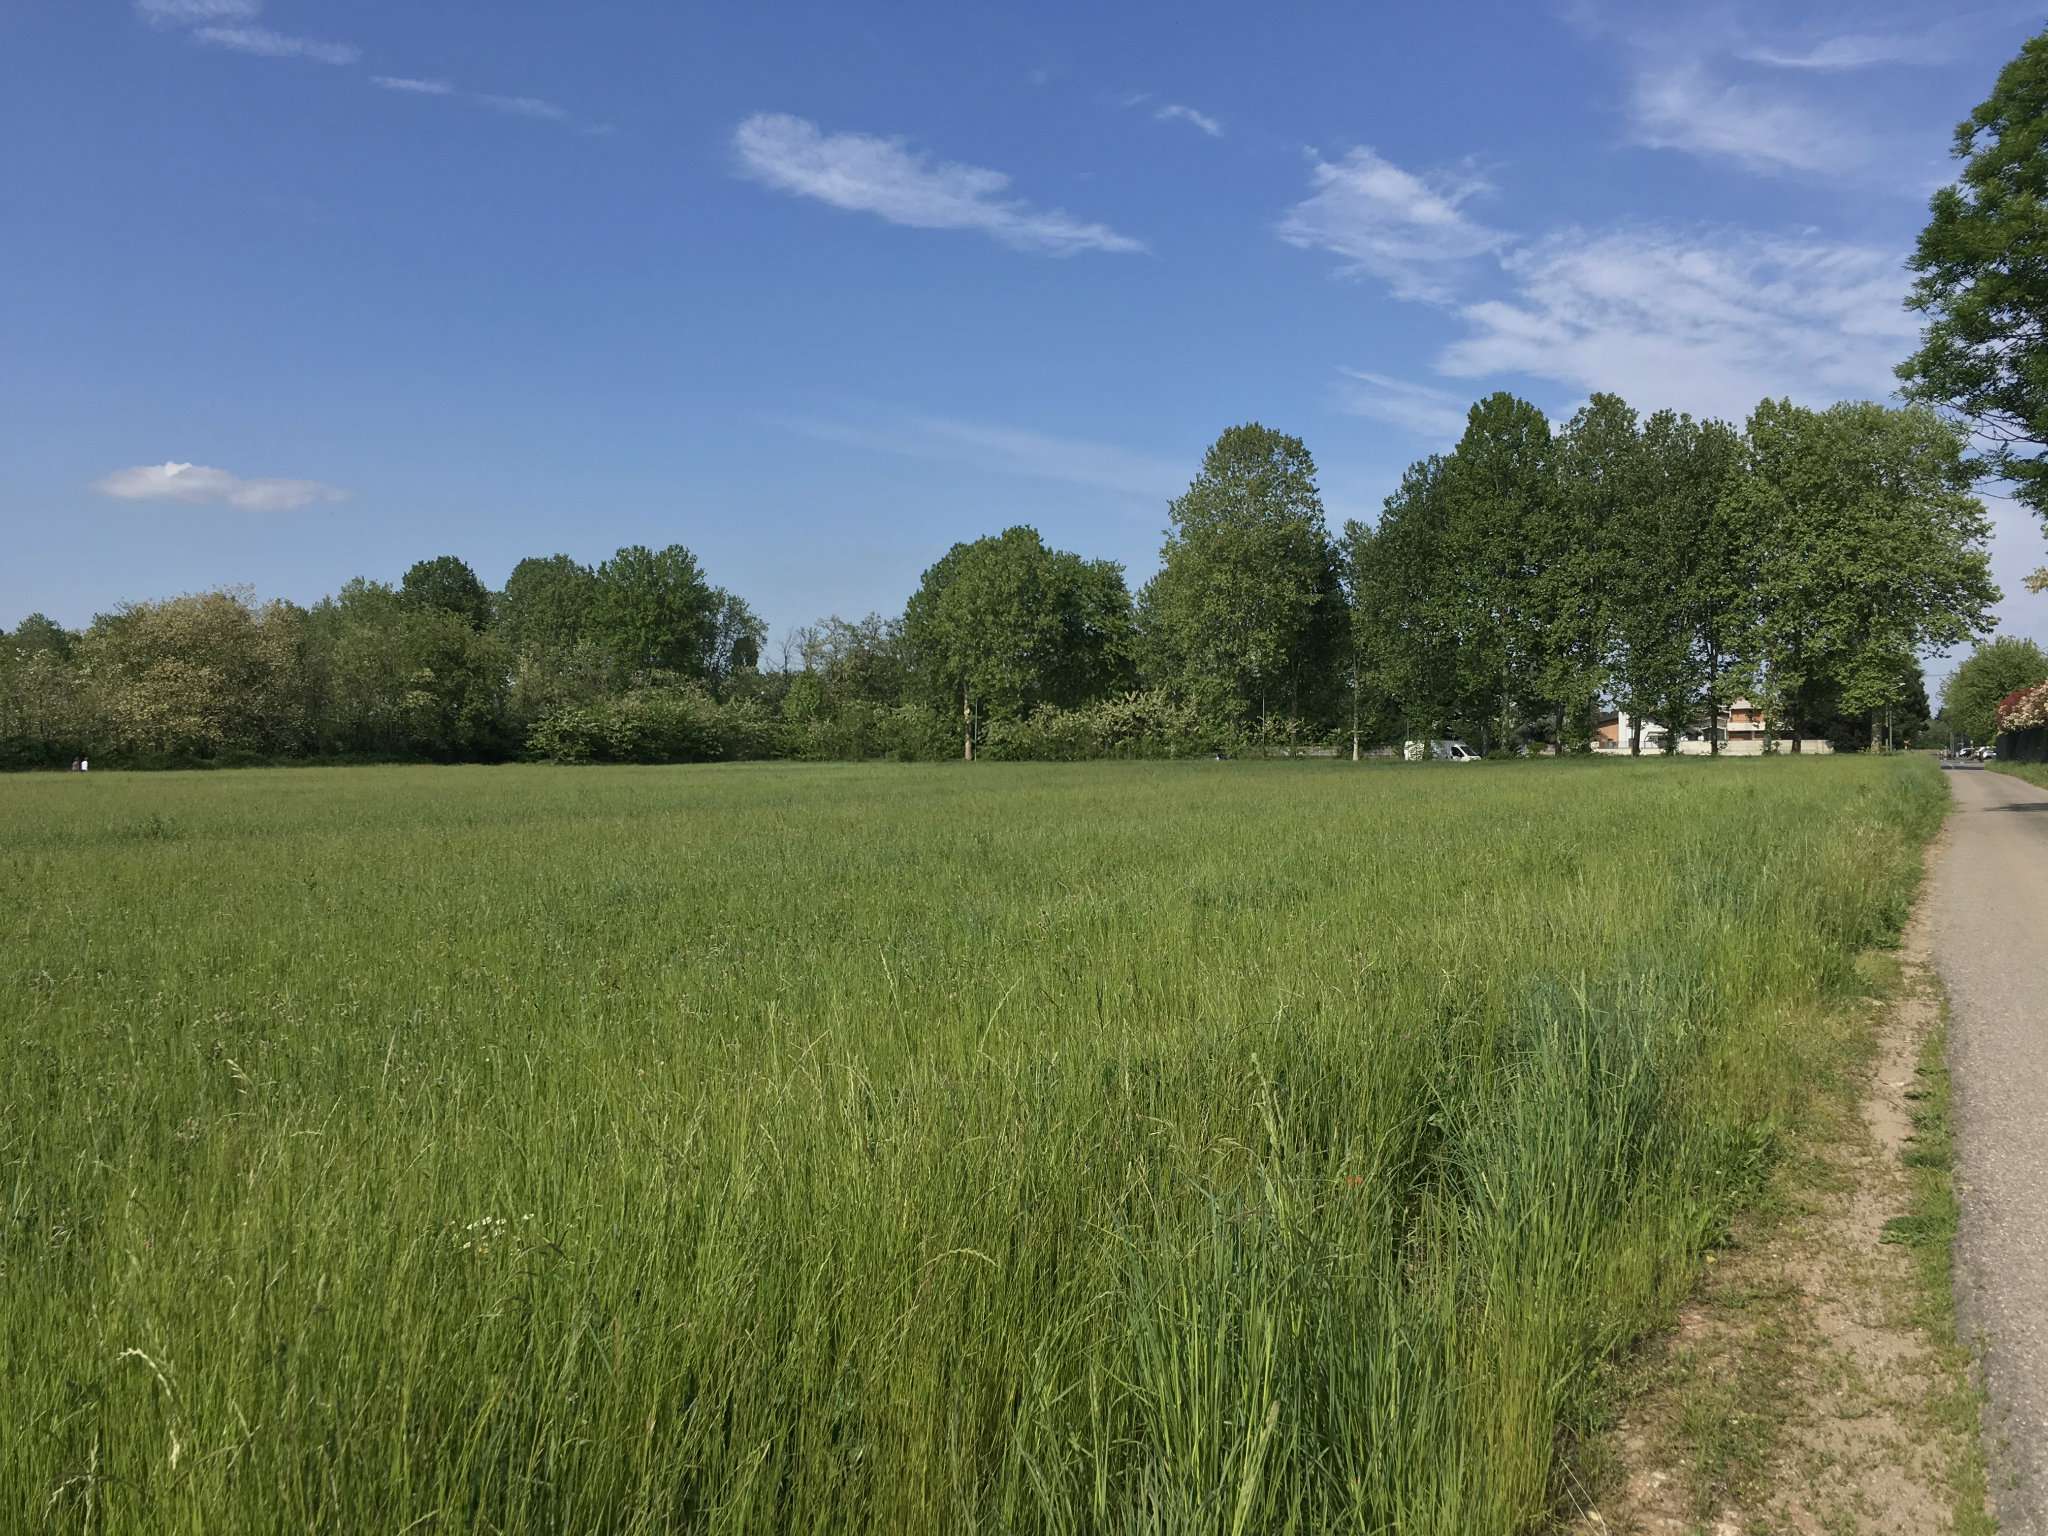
[1575,859,1984,1533]
[1929,765,2048,1534]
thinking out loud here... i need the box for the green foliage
[399,554,494,631]
[76,589,313,760]
[593,543,719,678]
[0,756,1946,1531]
[704,589,767,698]
[1730,400,1998,745]
[527,678,748,763]
[792,614,911,712]
[1438,393,1559,742]
[1942,634,2048,743]
[783,699,956,762]
[902,525,1133,749]
[1607,408,1747,749]
[980,689,1237,760]
[1139,424,1344,731]
[1900,25,2048,536]
[1347,456,1461,736]
[0,396,2008,771]
[11,611,75,660]
[308,580,512,759]
[499,554,600,655]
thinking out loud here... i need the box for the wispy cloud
[1154,103,1224,138]
[778,413,1179,499]
[1740,31,1946,70]
[1335,370,1471,439]
[193,24,358,65]
[135,0,361,67]
[138,1,591,129]
[372,77,583,127]
[1435,227,1917,425]
[1627,65,1860,173]
[732,113,1145,256]
[371,75,454,96]
[1278,147,1507,303]
[94,461,350,513]
[192,24,358,65]
[134,0,259,22]
[476,93,570,122]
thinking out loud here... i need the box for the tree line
[0,391,1997,769]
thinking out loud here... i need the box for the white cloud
[731,112,1145,256]
[476,93,570,122]
[1277,147,1507,303]
[373,79,581,126]
[372,75,454,96]
[1154,103,1223,138]
[1434,227,1917,425]
[1741,31,1943,71]
[778,413,1179,500]
[193,25,360,65]
[135,0,260,22]
[94,461,349,513]
[1335,369,1471,439]
[1627,64,1860,174]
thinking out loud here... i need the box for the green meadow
[3,756,1944,1533]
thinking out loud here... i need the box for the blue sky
[5,0,2046,674]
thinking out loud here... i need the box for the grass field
[3,756,1945,1533]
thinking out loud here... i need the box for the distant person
[68,758,78,772]
[79,757,88,773]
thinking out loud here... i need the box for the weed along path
[1932,765,2048,1533]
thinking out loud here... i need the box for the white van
[1402,739,1480,762]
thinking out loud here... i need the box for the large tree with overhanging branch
[1898,24,2048,591]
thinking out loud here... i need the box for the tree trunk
[1630,715,1641,756]
[1553,704,1564,755]
[1869,710,1883,752]
[962,685,973,762]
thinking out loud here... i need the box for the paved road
[1929,765,2048,1533]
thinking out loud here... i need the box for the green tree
[499,555,599,655]
[1344,456,1472,744]
[399,555,494,632]
[1899,24,2048,590]
[0,617,86,767]
[795,614,911,711]
[10,613,76,661]
[1137,424,1344,735]
[1941,635,2048,744]
[903,526,1132,759]
[1552,396,1641,748]
[705,590,767,698]
[309,579,510,758]
[1617,410,1747,753]
[1438,394,1559,751]
[1730,400,1999,750]
[592,545,718,678]
[78,589,313,760]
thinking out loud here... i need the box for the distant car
[1980,745,1998,760]
[1403,738,1480,763]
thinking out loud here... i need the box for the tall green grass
[2,756,1944,1532]
[1989,759,2048,791]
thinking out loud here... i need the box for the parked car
[1403,738,1481,762]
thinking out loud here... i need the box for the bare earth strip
[1932,765,2048,1534]
[1575,837,1986,1535]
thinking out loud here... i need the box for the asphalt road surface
[1930,763,2048,1533]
